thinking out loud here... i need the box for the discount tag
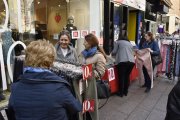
[83,99,95,113]
[82,64,93,80]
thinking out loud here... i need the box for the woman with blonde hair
[8,40,82,120]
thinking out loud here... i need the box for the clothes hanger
[7,41,26,82]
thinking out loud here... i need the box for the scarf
[82,47,97,58]
[24,67,52,73]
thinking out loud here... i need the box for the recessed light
[38,1,40,4]
[58,4,61,7]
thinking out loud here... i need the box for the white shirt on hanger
[61,48,68,57]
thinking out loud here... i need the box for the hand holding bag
[151,54,162,66]
[95,69,111,99]
[96,79,111,99]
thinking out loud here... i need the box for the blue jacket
[140,40,160,55]
[8,70,82,120]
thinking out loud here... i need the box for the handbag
[96,79,111,99]
[151,54,162,66]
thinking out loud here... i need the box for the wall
[168,0,180,33]
[128,12,136,41]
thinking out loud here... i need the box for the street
[99,77,175,120]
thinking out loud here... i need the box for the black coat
[8,70,82,120]
[165,80,180,120]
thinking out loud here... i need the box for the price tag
[82,64,93,80]
[83,99,95,113]
[108,68,115,81]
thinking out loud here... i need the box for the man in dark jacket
[8,40,82,120]
[165,80,180,120]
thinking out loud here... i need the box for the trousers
[117,62,134,96]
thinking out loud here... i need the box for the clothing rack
[158,38,180,82]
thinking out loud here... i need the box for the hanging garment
[157,44,168,73]
[13,55,25,83]
[1,31,14,64]
[136,49,153,88]
[175,48,180,76]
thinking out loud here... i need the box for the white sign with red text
[108,68,115,81]
[72,30,80,39]
[81,30,88,38]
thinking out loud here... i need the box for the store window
[0,0,6,29]
[7,0,90,45]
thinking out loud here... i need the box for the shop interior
[0,0,5,29]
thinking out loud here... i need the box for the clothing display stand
[7,41,26,82]
[158,37,180,83]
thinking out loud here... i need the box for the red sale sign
[82,64,93,80]
[83,99,95,113]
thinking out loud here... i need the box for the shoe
[141,84,146,88]
[145,88,150,93]
[116,92,123,97]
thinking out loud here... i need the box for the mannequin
[64,16,77,47]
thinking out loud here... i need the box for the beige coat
[84,51,106,79]
[79,51,106,120]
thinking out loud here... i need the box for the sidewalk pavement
[99,77,175,120]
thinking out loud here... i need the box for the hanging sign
[81,30,88,38]
[83,99,95,113]
[72,30,80,39]
[108,68,115,81]
[82,64,93,80]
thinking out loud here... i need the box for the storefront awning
[161,0,172,7]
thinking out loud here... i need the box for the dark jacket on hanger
[165,80,180,120]
[8,70,82,120]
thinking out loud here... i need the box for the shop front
[0,0,103,54]
[103,0,146,54]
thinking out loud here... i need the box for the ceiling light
[58,4,61,7]
[37,1,40,4]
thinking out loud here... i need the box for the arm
[62,86,82,114]
[152,41,160,55]
[94,54,106,79]
[111,41,118,56]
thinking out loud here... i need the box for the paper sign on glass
[72,30,80,39]
[81,30,88,38]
